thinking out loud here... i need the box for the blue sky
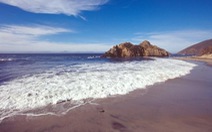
[0,0,211,53]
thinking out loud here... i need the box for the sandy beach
[0,60,212,132]
[176,55,212,66]
[0,0,211,131]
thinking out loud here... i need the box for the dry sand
[176,54,212,66]
[0,61,212,132]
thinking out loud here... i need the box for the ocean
[0,53,196,122]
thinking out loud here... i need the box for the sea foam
[0,58,14,62]
[0,58,196,121]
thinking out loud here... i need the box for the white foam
[0,58,196,121]
[0,58,14,62]
[87,55,100,59]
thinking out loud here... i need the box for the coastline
[175,55,212,66]
[0,60,212,132]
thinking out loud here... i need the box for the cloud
[1,25,71,36]
[0,25,71,45]
[0,0,109,16]
[0,25,111,53]
[132,30,212,53]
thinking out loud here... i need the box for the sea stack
[102,40,170,58]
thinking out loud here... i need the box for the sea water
[0,54,196,122]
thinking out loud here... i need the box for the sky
[0,0,212,53]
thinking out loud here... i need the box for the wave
[0,58,196,122]
[87,55,100,59]
[0,58,14,62]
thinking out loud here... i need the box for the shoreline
[0,60,212,132]
[175,56,212,66]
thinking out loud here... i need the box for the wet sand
[0,61,212,132]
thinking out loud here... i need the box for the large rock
[102,40,169,58]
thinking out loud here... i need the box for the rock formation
[102,40,169,58]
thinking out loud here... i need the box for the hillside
[178,39,212,55]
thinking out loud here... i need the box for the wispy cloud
[1,25,71,36]
[0,25,71,45]
[0,25,111,53]
[0,0,109,16]
[132,30,212,53]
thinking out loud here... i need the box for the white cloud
[0,25,111,53]
[0,0,109,16]
[0,25,71,45]
[1,25,71,36]
[132,30,212,53]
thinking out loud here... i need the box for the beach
[0,0,211,131]
[0,60,212,132]
[176,55,212,66]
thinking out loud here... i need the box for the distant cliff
[102,40,169,58]
[178,39,212,55]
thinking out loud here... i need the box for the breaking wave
[0,58,196,122]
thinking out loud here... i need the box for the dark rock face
[102,40,169,58]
